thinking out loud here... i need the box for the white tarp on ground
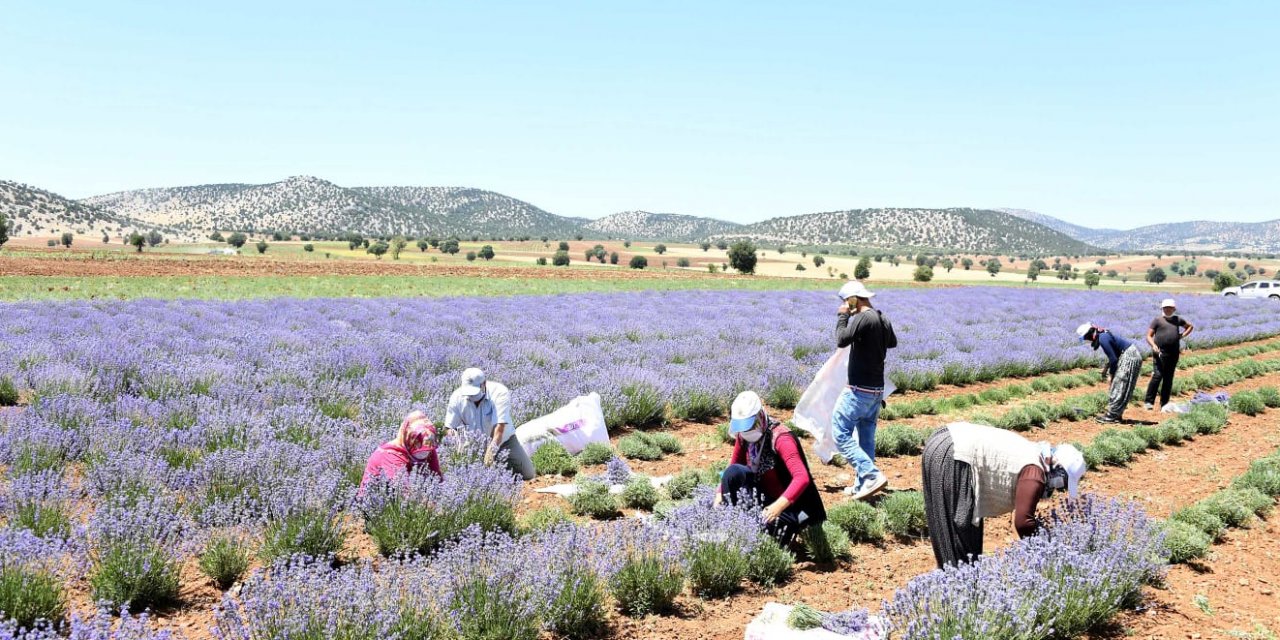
[744,603,886,640]
[516,392,608,456]
[790,348,896,464]
[535,475,673,498]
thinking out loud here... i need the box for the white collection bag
[791,348,896,464]
[744,603,886,640]
[516,392,608,456]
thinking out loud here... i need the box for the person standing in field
[1077,323,1143,424]
[1144,298,1194,411]
[444,367,535,480]
[833,281,897,500]
[921,422,1086,568]
[715,390,827,545]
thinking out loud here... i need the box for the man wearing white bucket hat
[921,422,1087,567]
[1144,298,1194,411]
[833,281,897,499]
[444,367,535,480]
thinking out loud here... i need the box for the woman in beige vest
[921,422,1086,567]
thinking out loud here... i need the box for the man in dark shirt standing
[1144,298,1194,410]
[833,281,897,500]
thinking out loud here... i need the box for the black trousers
[1145,351,1179,407]
[720,464,807,545]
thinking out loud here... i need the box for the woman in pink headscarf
[359,411,441,493]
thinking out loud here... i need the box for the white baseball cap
[1076,323,1093,340]
[728,390,763,435]
[459,367,486,397]
[838,281,875,301]
[1161,298,1177,309]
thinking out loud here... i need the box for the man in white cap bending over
[1144,298,1194,411]
[833,280,897,500]
[444,367,535,480]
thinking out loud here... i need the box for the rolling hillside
[1002,209,1280,253]
[584,210,744,241]
[718,208,1098,255]
[0,180,171,241]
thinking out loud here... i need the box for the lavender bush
[0,528,69,631]
[87,497,192,611]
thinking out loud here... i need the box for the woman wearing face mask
[715,391,826,545]
[921,421,1086,568]
[358,410,441,494]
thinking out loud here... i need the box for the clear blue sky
[1,1,1276,228]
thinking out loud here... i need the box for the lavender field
[1,287,1278,639]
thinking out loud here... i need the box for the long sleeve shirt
[1096,332,1133,378]
[358,442,441,493]
[835,309,898,388]
[728,429,812,502]
[1013,465,1046,538]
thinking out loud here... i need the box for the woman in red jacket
[359,411,441,493]
[715,391,827,545]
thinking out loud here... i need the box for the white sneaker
[852,473,888,501]
[1143,403,1154,411]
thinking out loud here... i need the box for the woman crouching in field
[921,422,1086,568]
[358,411,441,494]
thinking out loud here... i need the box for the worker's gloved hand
[483,446,496,466]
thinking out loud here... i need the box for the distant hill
[585,210,744,241]
[1001,208,1280,253]
[718,208,1098,255]
[0,180,171,241]
[85,176,580,238]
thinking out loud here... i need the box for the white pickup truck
[1221,280,1280,300]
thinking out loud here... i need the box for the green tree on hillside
[256,240,269,254]
[557,241,570,251]
[417,240,429,252]
[0,212,9,250]
[629,255,648,269]
[654,244,667,255]
[961,258,974,270]
[727,240,758,275]
[552,250,571,266]
[715,240,728,250]
[623,240,631,248]
[479,245,495,261]
[1145,267,1167,284]
[700,241,711,251]
[940,258,954,272]
[60,232,73,248]
[854,256,871,280]
[391,237,408,260]
[1213,271,1239,292]
[986,258,1002,277]
[913,265,933,282]
[303,244,315,252]
[209,231,225,242]
[609,251,619,265]
[1084,272,1101,289]
[147,231,163,247]
[367,241,388,258]
[813,255,825,268]
[465,251,477,262]
[129,232,146,253]
[1026,265,1040,281]
[227,232,248,248]
[440,239,460,255]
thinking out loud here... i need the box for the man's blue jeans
[832,387,882,481]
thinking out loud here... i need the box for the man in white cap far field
[444,367,535,480]
[1144,299,1194,411]
[833,281,897,500]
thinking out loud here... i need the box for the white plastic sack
[516,392,608,456]
[535,475,672,498]
[791,348,896,464]
[1161,402,1190,414]
[744,603,886,640]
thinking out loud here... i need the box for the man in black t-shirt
[1144,298,1194,410]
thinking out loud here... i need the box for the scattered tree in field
[609,251,619,265]
[727,240,758,275]
[700,241,711,251]
[535,256,547,265]
[676,257,691,267]
[913,265,933,282]
[417,240,429,252]
[101,232,109,244]
[1096,259,1106,266]
[428,237,441,249]
[707,264,718,273]
[1084,272,1101,289]
[129,232,146,252]
[986,258,1002,277]
[1145,267,1167,284]
[391,237,408,260]
[147,231,163,247]
[558,241,570,251]
[654,244,667,255]
[60,232,73,248]
[777,245,787,255]
[813,255,825,268]
[961,258,974,270]
[303,244,315,252]
[272,231,286,241]
[795,264,806,271]
[630,255,648,269]
[623,240,631,248]
[552,250,571,266]
[210,231,225,242]
[574,233,583,241]
[440,239,460,255]
[715,240,728,250]
[367,241,388,258]
[854,256,871,280]
[256,240,269,254]
[1026,265,1040,281]
[479,245,495,261]
[940,258,954,272]
[227,232,248,248]
[465,251,477,262]
[46,239,57,247]
[1228,261,1238,269]
[1213,271,1238,292]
